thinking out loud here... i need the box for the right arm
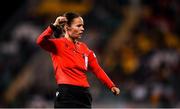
[88,50,120,95]
[36,16,67,53]
[36,26,57,53]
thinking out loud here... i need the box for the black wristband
[50,23,60,31]
[49,23,63,38]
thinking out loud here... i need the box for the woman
[36,12,120,108]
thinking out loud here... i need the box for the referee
[36,12,120,108]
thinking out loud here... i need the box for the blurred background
[0,0,180,108]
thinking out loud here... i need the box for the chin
[75,35,82,39]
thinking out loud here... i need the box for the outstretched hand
[111,86,120,96]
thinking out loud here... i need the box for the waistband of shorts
[58,84,90,91]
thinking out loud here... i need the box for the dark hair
[53,12,80,38]
[63,12,80,26]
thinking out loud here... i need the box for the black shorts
[54,84,92,108]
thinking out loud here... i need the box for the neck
[64,33,77,43]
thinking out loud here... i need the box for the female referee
[36,12,120,108]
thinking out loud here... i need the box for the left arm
[88,51,120,95]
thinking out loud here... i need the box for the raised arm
[36,16,67,53]
[88,51,120,95]
[36,26,57,53]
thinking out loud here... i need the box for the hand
[53,16,67,27]
[111,86,120,96]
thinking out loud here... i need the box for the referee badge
[93,52,96,58]
[83,54,88,69]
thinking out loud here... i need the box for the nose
[81,26,84,31]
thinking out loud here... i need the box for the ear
[64,24,68,31]
[67,26,71,30]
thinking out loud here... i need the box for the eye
[77,24,84,27]
[77,25,82,27]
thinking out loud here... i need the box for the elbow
[91,67,102,75]
[36,37,46,49]
[36,36,44,46]
[36,39,46,48]
[36,38,41,45]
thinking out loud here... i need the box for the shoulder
[50,37,66,48]
[78,41,95,55]
[78,41,91,52]
[58,37,66,41]
[78,41,88,48]
[53,37,66,43]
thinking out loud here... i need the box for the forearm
[89,60,115,89]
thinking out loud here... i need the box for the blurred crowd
[102,0,180,108]
[0,0,180,108]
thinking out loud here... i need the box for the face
[66,17,84,39]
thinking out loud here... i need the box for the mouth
[79,32,83,35]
